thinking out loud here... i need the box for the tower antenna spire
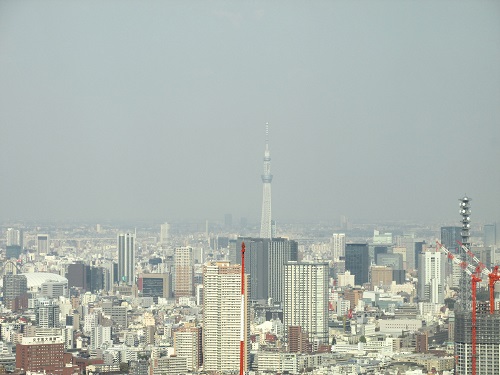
[260,122,273,238]
[265,122,269,145]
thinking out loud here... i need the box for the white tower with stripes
[260,123,273,239]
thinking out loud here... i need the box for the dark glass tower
[441,226,462,253]
[230,237,298,304]
[345,243,370,285]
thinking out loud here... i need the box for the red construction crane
[489,265,500,314]
[436,242,484,375]
[456,241,500,315]
[457,241,490,276]
[468,266,482,375]
[240,241,246,375]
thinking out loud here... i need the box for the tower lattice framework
[458,196,472,312]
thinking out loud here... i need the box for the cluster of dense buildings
[0,221,497,374]
[1,134,499,374]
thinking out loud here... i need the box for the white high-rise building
[84,313,99,335]
[174,327,201,371]
[418,250,445,304]
[91,325,112,350]
[284,262,329,345]
[6,228,22,246]
[260,123,273,239]
[118,233,135,285]
[331,233,346,260]
[203,262,249,373]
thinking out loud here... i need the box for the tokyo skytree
[260,123,273,238]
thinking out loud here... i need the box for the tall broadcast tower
[260,123,273,239]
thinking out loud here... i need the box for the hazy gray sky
[1,1,499,224]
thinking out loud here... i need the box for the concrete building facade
[284,262,328,345]
[202,262,249,373]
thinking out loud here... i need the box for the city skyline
[1,1,499,225]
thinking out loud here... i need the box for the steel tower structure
[458,196,472,312]
[260,123,273,238]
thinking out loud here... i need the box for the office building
[417,251,445,304]
[87,266,104,293]
[66,263,86,289]
[331,233,346,260]
[16,336,65,375]
[345,243,370,286]
[35,298,60,328]
[41,280,67,299]
[203,262,249,373]
[414,241,426,269]
[6,228,22,247]
[284,262,328,345]
[2,274,28,311]
[232,237,298,304]
[442,226,465,290]
[373,246,388,263]
[260,123,273,238]
[370,266,393,288]
[102,302,128,328]
[392,247,408,269]
[118,233,135,286]
[373,230,392,244]
[397,235,416,271]
[37,234,49,255]
[175,247,193,299]
[139,273,170,302]
[66,263,104,292]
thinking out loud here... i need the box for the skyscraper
[345,243,370,286]
[6,228,22,247]
[37,234,49,255]
[331,233,346,260]
[174,327,202,372]
[417,250,445,304]
[284,262,329,345]
[118,233,135,285]
[160,222,170,246]
[175,247,193,299]
[231,237,298,304]
[203,262,249,373]
[260,123,273,239]
[2,274,28,311]
[397,234,416,271]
